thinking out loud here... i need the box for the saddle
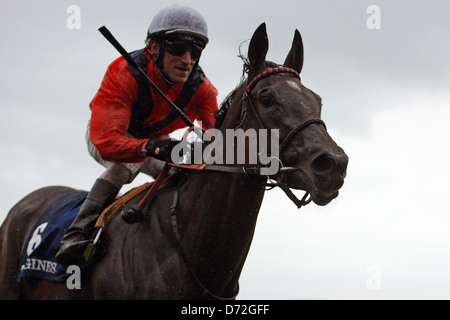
[96,163,176,229]
[83,163,178,261]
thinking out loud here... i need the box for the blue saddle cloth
[17,191,88,282]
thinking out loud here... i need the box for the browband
[246,67,300,93]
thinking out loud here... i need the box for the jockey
[56,5,218,265]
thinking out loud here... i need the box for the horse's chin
[309,189,339,206]
[278,171,339,206]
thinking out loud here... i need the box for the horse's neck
[179,165,266,296]
[180,173,264,294]
[167,91,266,296]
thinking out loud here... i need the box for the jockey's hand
[144,138,180,162]
[188,140,209,163]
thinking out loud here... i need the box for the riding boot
[55,178,119,265]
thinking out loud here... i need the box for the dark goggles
[161,35,205,60]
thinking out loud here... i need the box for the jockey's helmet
[146,5,209,46]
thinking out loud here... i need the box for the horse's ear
[247,23,269,80]
[284,29,304,73]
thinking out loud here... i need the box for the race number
[26,222,48,256]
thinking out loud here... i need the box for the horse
[0,23,348,299]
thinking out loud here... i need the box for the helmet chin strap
[149,45,176,87]
[156,68,176,87]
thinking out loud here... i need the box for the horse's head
[231,23,349,206]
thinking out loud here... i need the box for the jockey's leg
[55,164,130,266]
[55,123,170,265]
[55,156,166,265]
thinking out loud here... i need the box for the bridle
[169,66,327,208]
[240,66,327,208]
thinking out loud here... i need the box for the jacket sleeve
[89,57,148,163]
[192,76,219,130]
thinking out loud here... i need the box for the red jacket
[89,48,218,163]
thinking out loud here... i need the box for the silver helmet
[147,5,208,44]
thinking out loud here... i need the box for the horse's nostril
[311,153,335,174]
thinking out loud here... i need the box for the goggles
[161,34,205,60]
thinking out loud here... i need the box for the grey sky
[1,0,449,299]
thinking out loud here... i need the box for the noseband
[242,66,327,208]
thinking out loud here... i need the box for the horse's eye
[259,95,273,107]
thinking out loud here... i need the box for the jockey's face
[162,49,197,84]
[150,38,201,84]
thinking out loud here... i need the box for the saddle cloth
[17,191,88,282]
[16,167,175,282]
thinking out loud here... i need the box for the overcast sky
[1,0,449,299]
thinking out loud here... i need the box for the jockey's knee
[141,157,166,178]
[99,163,140,188]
